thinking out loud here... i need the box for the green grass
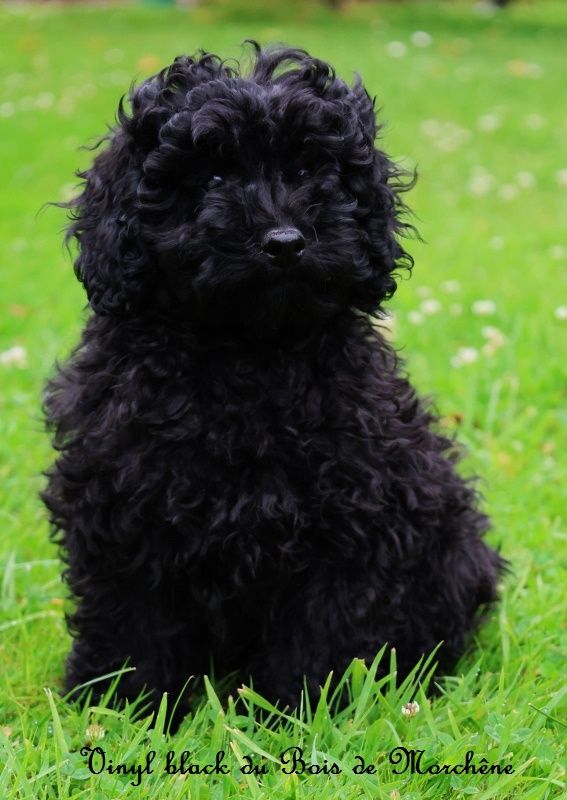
[0,1,566,797]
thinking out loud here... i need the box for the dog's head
[68,44,414,336]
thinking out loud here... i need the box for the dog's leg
[244,535,503,709]
[63,574,205,728]
[242,566,384,709]
[391,532,505,677]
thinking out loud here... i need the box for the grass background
[0,1,566,797]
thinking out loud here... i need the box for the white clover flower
[420,298,441,315]
[472,300,497,316]
[451,347,479,368]
[498,184,519,201]
[526,63,544,78]
[421,119,441,137]
[85,723,105,741]
[508,59,533,77]
[0,346,27,367]
[468,173,494,196]
[549,245,566,260]
[35,92,54,110]
[473,1,496,18]
[11,238,27,253]
[411,31,433,48]
[459,347,479,364]
[441,280,460,294]
[525,113,545,130]
[481,325,506,344]
[0,102,15,118]
[554,306,567,321]
[477,113,500,132]
[408,311,424,325]
[481,326,506,355]
[386,41,407,58]
[489,236,505,251]
[401,701,420,717]
[436,125,472,152]
[516,171,536,189]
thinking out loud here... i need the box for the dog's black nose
[262,228,305,264]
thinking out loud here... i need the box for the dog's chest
[129,346,388,563]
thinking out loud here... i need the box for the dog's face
[69,46,413,336]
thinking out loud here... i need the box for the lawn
[0,1,566,797]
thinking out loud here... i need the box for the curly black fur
[42,44,504,723]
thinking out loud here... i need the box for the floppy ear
[67,53,236,316]
[362,143,415,310]
[67,67,180,317]
[347,77,378,143]
[67,128,154,316]
[342,78,415,312]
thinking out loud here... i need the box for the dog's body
[43,45,503,717]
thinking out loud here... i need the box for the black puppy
[43,44,504,721]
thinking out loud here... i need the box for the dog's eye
[297,168,309,179]
[206,175,224,190]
